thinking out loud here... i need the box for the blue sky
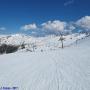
[0,0,90,34]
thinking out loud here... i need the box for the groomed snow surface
[0,36,90,90]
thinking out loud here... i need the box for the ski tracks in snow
[0,45,90,90]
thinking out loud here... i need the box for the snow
[0,33,86,47]
[0,34,90,90]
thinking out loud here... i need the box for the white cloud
[0,27,6,31]
[64,0,74,6]
[69,25,75,30]
[67,23,76,31]
[41,20,67,32]
[20,16,90,36]
[21,20,76,35]
[21,23,37,31]
[76,16,90,30]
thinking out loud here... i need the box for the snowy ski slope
[0,35,90,90]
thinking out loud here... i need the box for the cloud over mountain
[21,23,37,31]
[21,16,90,36]
[76,16,90,31]
[41,20,67,32]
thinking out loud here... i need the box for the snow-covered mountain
[0,33,87,52]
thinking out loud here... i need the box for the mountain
[0,33,87,53]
